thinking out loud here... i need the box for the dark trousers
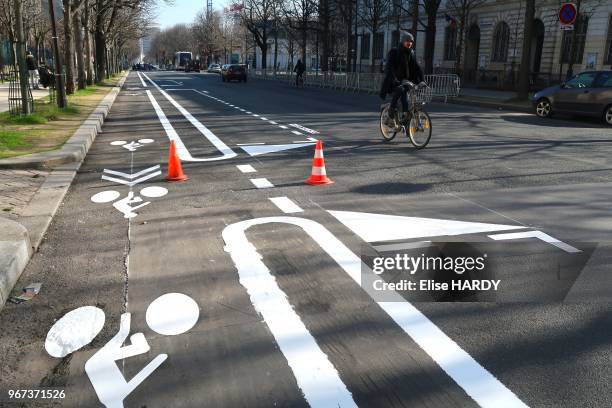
[390,86,408,113]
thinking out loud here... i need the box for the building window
[444,25,457,60]
[360,33,370,59]
[561,15,589,64]
[605,15,612,64]
[491,21,510,62]
[373,32,385,59]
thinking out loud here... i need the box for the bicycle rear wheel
[380,105,398,141]
[408,109,432,149]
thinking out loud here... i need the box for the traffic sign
[559,3,577,26]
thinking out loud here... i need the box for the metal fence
[252,69,460,102]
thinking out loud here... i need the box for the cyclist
[294,59,305,86]
[379,31,424,120]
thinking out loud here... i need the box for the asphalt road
[1,70,612,408]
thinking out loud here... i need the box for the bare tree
[358,0,390,72]
[240,0,278,69]
[282,0,318,65]
[423,0,441,74]
[446,0,485,75]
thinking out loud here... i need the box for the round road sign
[559,3,577,26]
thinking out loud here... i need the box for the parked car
[207,64,221,73]
[532,70,612,125]
[221,64,247,82]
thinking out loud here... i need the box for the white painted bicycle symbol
[90,186,168,219]
[110,139,154,152]
[45,293,199,408]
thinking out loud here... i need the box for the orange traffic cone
[166,140,188,182]
[306,140,333,185]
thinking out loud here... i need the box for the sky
[155,0,230,29]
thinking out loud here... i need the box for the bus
[174,52,192,70]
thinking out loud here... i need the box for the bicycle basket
[414,86,433,104]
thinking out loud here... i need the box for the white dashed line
[252,114,260,117]
[250,178,274,189]
[237,164,257,173]
[291,131,303,136]
[246,111,252,114]
[269,197,303,213]
[279,125,288,129]
[269,121,278,125]
[260,117,268,120]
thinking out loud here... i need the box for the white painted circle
[138,138,155,144]
[91,190,120,203]
[146,293,199,335]
[140,186,168,198]
[45,306,105,358]
[110,141,126,146]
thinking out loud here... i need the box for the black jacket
[26,55,37,71]
[379,47,423,98]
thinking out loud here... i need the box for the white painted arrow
[240,142,316,157]
[328,210,523,242]
[102,165,161,187]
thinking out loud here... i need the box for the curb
[446,97,532,114]
[0,76,126,169]
[0,72,128,311]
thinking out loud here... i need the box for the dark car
[221,64,247,82]
[532,70,612,125]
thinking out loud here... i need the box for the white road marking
[252,114,260,117]
[260,117,268,120]
[223,216,528,408]
[85,313,168,408]
[91,190,121,203]
[102,165,161,187]
[489,231,580,253]
[146,293,200,336]
[111,140,126,146]
[289,124,319,134]
[145,88,237,162]
[237,142,265,146]
[237,164,257,173]
[138,138,155,144]
[291,130,303,136]
[240,142,316,157]
[279,125,288,129]
[140,186,168,198]
[250,178,274,189]
[328,210,523,243]
[269,197,303,213]
[223,218,357,408]
[246,111,252,114]
[45,306,106,358]
[103,165,160,180]
[269,121,278,124]
[136,72,147,87]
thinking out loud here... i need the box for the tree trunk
[411,0,419,42]
[13,0,31,114]
[454,10,466,76]
[273,29,278,73]
[73,9,86,89]
[517,0,534,99]
[94,25,106,82]
[85,28,93,85]
[345,0,353,72]
[424,9,436,74]
[63,0,75,94]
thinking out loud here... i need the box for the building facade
[352,0,612,87]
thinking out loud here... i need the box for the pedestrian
[294,59,305,86]
[26,51,40,90]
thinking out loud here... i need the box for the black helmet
[399,31,414,44]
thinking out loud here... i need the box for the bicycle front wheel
[408,109,432,149]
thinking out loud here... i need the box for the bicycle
[380,80,432,149]
[296,73,304,88]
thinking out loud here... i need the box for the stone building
[354,0,612,87]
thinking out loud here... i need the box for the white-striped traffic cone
[305,140,333,185]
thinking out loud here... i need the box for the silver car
[207,64,221,74]
[532,70,612,126]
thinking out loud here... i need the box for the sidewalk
[0,73,128,310]
[0,84,50,113]
[449,87,533,113]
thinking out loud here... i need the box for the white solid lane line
[269,197,303,213]
[136,72,147,87]
[250,178,274,189]
[223,218,358,408]
[236,164,257,173]
[142,73,237,161]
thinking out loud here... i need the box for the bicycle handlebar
[397,80,428,91]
